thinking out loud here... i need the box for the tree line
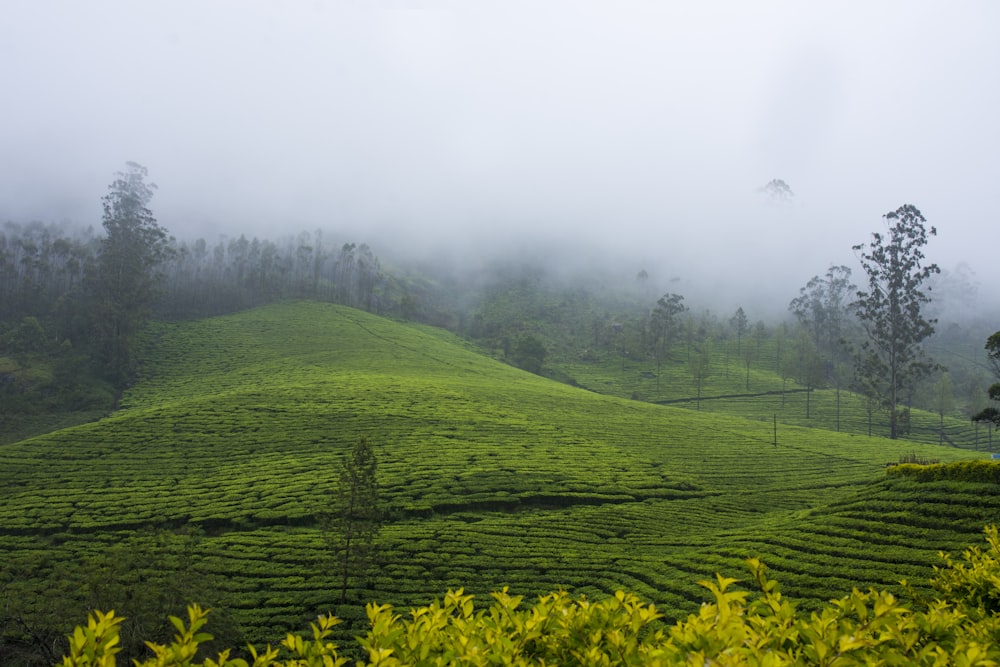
[0,164,412,391]
[158,233,385,319]
[0,223,390,334]
[463,205,996,440]
[2,164,996,441]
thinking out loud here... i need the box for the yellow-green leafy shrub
[60,526,1000,666]
[887,459,1000,484]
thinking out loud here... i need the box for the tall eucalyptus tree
[972,331,1000,428]
[730,306,748,355]
[852,204,939,439]
[92,162,173,380]
[651,293,686,391]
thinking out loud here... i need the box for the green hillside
[0,301,993,651]
[555,343,991,450]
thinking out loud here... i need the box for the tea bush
[61,526,1000,666]
[888,459,1000,484]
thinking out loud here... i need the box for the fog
[3,1,998,313]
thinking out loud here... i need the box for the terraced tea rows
[0,302,989,645]
[559,347,990,449]
[715,475,1000,607]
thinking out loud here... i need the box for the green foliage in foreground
[61,526,1000,666]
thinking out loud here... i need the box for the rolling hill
[0,301,994,649]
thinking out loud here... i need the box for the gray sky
[2,1,998,307]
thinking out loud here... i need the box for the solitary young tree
[324,436,381,605]
[730,307,749,356]
[743,344,756,391]
[92,162,172,380]
[688,340,712,410]
[792,331,825,419]
[852,204,940,439]
[934,372,955,445]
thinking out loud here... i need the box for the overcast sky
[2,1,998,307]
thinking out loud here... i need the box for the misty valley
[2,164,1000,665]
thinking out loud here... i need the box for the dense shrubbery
[888,459,1000,484]
[61,526,1000,666]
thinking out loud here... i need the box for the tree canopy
[972,331,1000,427]
[852,204,940,439]
[93,162,173,379]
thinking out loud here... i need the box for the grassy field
[0,301,994,645]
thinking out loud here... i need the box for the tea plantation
[0,301,993,650]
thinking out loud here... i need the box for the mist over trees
[1,164,998,443]
[158,234,387,319]
[758,178,794,204]
[3,168,1000,662]
[0,222,398,344]
[0,166,425,444]
[0,166,411,353]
